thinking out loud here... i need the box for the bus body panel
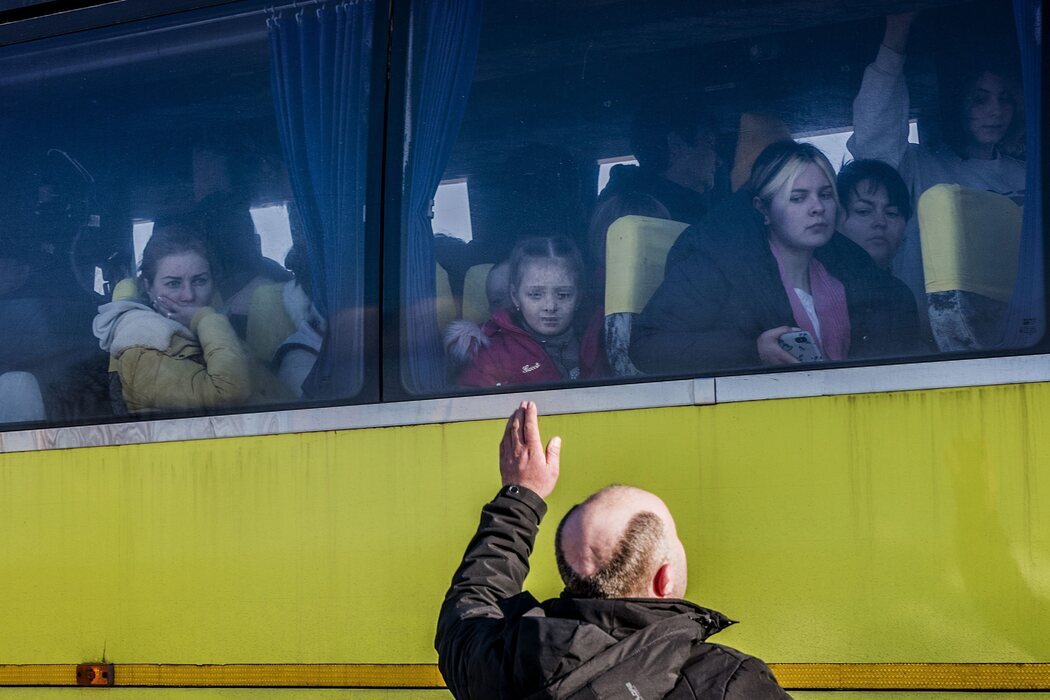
[1,380,1047,678]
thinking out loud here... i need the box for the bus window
[434,179,474,243]
[0,0,379,428]
[397,0,1043,397]
[795,121,920,173]
[598,157,640,195]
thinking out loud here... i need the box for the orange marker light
[76,664,114,686]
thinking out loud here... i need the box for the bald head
[555,486,688,599]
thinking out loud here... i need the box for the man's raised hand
[499,401,560,500]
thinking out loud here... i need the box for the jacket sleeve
[435,486,547,700]
[118,308,252,409]
[847,43,911,167]
[457,350,502,388]
[724,657,794,700]
[630,254,761,375]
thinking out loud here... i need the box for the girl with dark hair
[456,237,607,387]
[848,12,1025,318]
[92,224,281,412]
[836,159,913,269]
[631,141,920,375]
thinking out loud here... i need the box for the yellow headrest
[462,263,494,324]
[918,184,1022,303]
[246,282,296,363]
[604,215,689,315]
[435,263,456,330]
[112,278,138,302]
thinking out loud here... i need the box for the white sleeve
[847,44,911,167]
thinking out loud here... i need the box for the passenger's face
[762,163,836,252]
[148,252,214,308]
[966,72,1015,147]
[839,181,906,268]
[511,260,578,336]
[682,134,718,192]
[671,130,718,193]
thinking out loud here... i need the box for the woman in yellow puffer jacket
[93,224,266,413]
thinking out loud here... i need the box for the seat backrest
[246,282,297,363]
[111,277,138,302]
[918,184,1022,303]
[604,215,689,315]
[462,263,494,324]
[435,263,457,330]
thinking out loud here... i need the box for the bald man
[436,402,791,699]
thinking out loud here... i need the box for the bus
[0,0,1046,697]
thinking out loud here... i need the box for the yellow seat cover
[604,215,689,315]
[918,184,1022,303]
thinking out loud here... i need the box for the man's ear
[653,562,675,598]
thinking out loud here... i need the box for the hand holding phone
[777,330,824,363]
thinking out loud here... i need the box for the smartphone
[778,330,823,363]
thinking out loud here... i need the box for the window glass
[798,121,920,173]
[434,180,474,243]
[401,0,1043,396]
[597,157,639,195]
[0,0,377,428]
[249,204,294,268]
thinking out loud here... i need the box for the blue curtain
[999,0,1044,348]
[268,0,374,398]
[401,0,483,394]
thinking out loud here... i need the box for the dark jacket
[436,486,792,700]
[457,308,609,388]
[599,164,711,226]
[630,191,922,375]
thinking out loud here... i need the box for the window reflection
[0,0,374,428]
[415,0,1040,396]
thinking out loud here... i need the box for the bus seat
[111,277,138,302]
[436,263,457,330]
[603,215,689,376]
[918,184,1022,351]
[246,282,296,363]
[462,263,494,325]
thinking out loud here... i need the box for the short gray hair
[555,508,665,598]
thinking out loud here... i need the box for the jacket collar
[542,595,734,642]
[485,307,527,336]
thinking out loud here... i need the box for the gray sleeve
[847,44,911,168]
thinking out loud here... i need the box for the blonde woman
[631,141,921,375]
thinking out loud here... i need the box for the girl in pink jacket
[457,237,607,388]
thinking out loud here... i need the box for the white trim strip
[715,354,1050,403]
[0,354,1047,454]
[0,378,711,454]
